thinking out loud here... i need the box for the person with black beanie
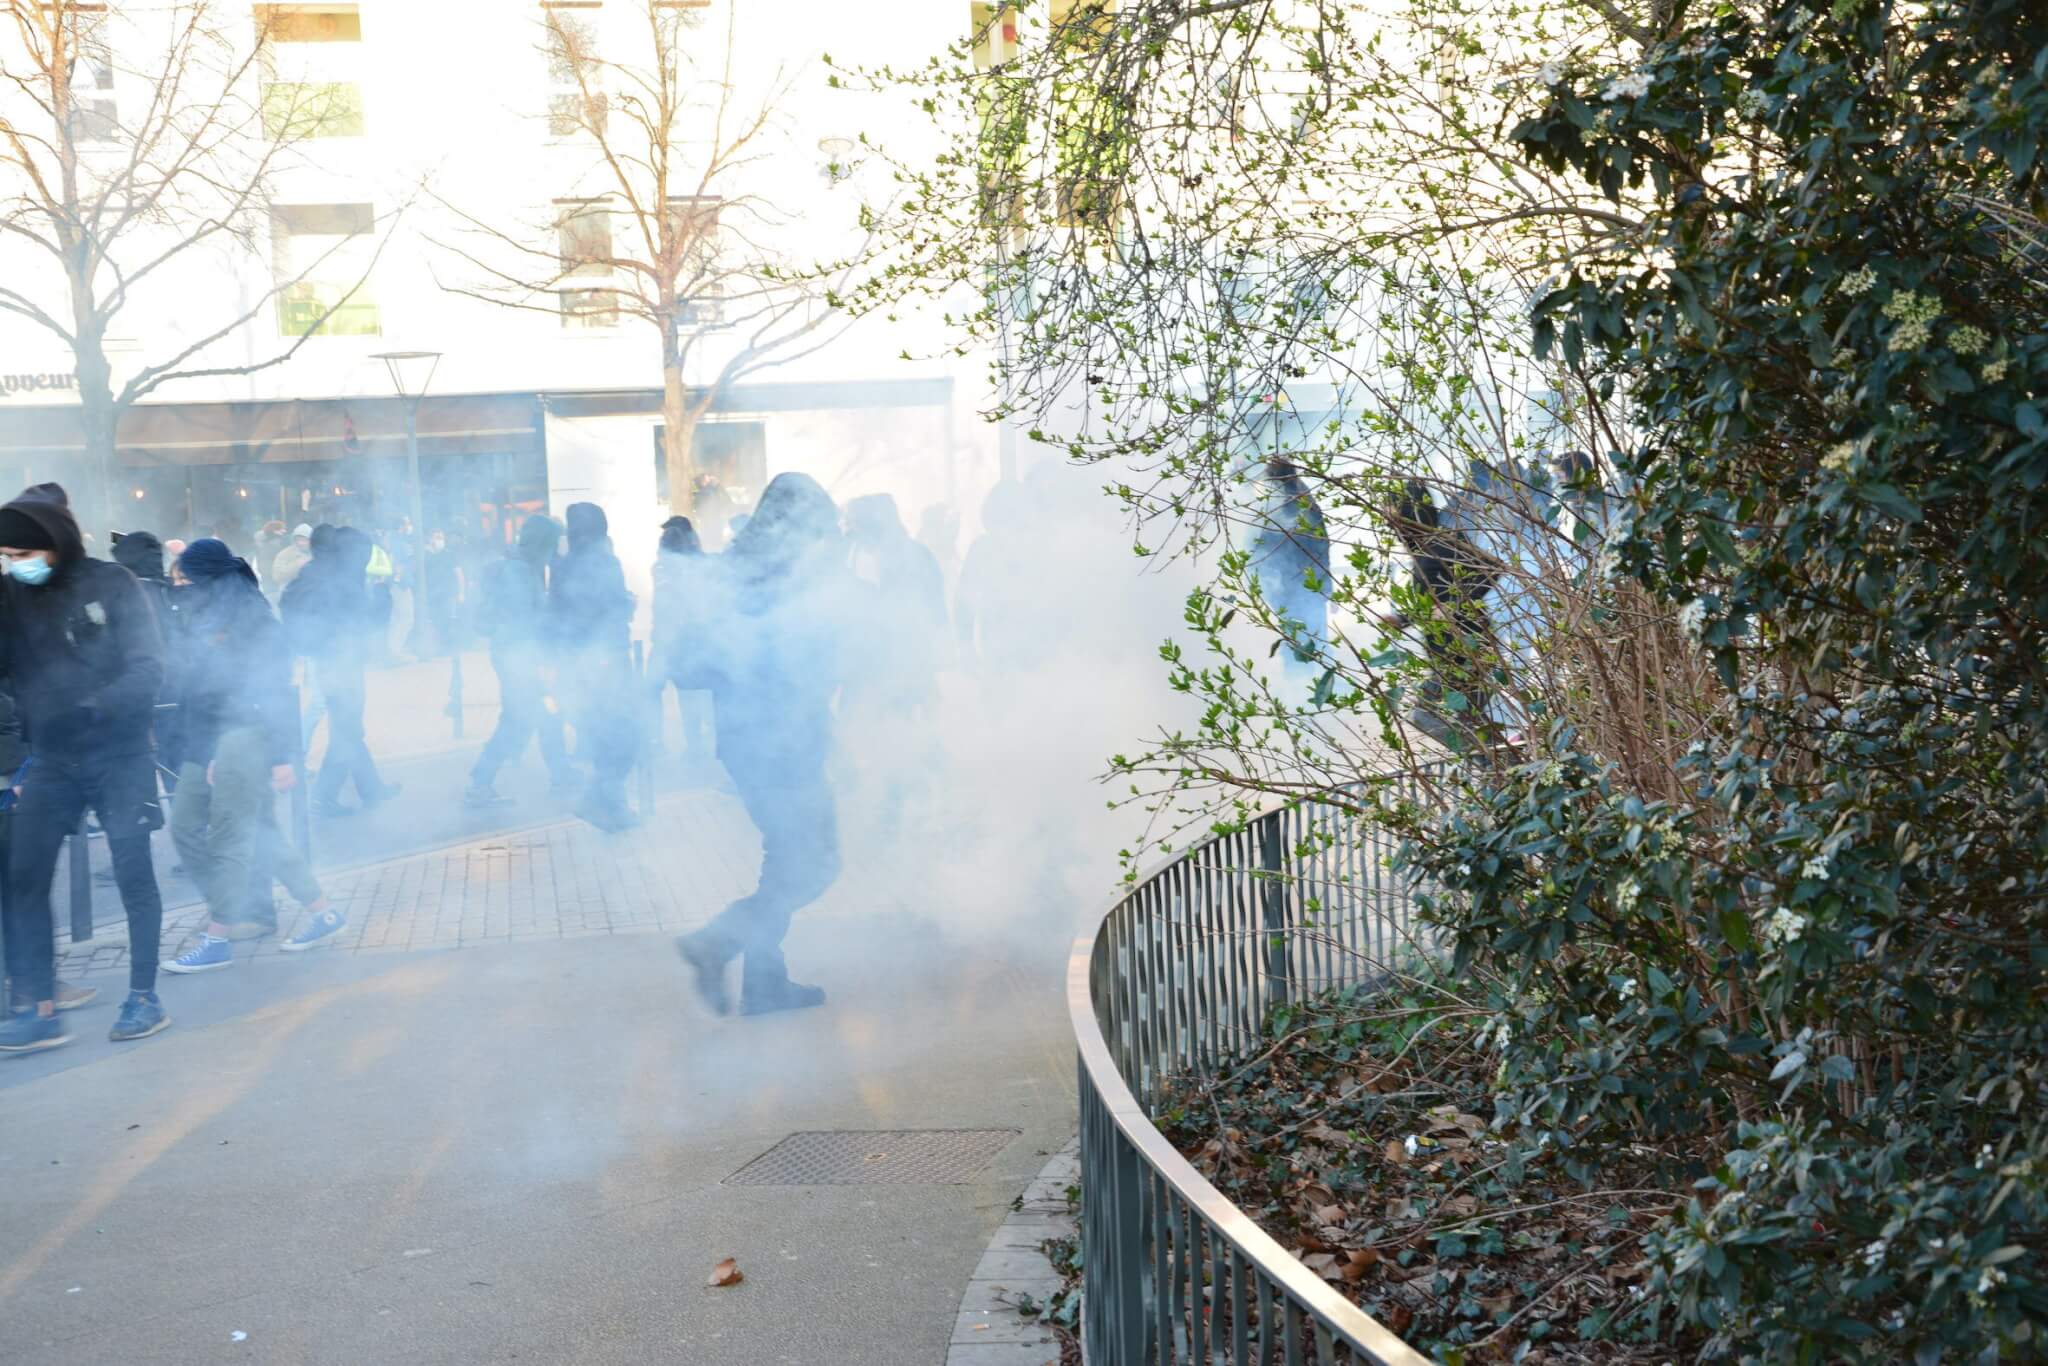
[549,502,638,831]
[162,541,341,972]
[282,524,398,817]
[0,488,171,1053]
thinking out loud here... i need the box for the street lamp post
[369,351,454,733]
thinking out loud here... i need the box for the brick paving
[54,786,763,978]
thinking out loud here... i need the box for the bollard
[291,684,313,864]
[447,651,465,740]
[68,811,92,944]
[632,640,656,817]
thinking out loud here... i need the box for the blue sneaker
[282,909,347,952]
[108,991,169,1042]
[165,936,233,973]
[0,1010,72,1055]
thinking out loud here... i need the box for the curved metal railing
[1070,788,1435,1365]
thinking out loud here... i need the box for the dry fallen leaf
[1381,1302,1414,1335]
[1382,1139,1409,1165]
[1478,1288,1515,1317]
[1302,1252,1342,1281]
[1385,1196,1418,1221]
[1313,1203,1346,1226]
[1340,1248,1381,1283]
[708,1257,743,1288]
[1441,1195,1480,1218]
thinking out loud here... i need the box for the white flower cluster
[1831,346,1857,370]
[1602,70,1652,101]
[1765,907,1809,943]
[1977,1265,2008,1296]
[1677,597,1709,640]
[1616,876,1642,911]
[1948,324,1989,356]
[1801,854,1831,882]
[1539,58,1566,87]
[1737,87,1769,118]
[1595,545,1623,579]
[1983,357,2010,382]
[1837,265,1878,297]
[1882,289,1942,353]
[1822,441,1856,474]
[1862,1238,1889,1269]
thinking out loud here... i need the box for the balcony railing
[1069,785,1434,1365]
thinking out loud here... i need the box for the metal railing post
[1258,809,1289,1010]
[67,811,92,943]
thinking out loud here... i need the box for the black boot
[739,950,825,1016]
[675,931,734,1015]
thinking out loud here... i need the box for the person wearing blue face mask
[0,488,171,1054]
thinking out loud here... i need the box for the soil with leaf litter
[1156,987,1700,1362]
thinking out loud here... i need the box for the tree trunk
[70,284,119,542]
[660,315,697,522]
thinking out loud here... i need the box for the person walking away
[162,542,342,972]
[1381,478,1509,752]
[1245,458,1333,696]
[841,494,947,842]
[284,526,399,818]
[650,516,715,762]
[465,514,575,806]
[416,529,466,655]
[550,503,638,832]
[0,491,171,1051]
[676,473,850,1017]
[365,534,398,665]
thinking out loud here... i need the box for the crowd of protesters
[1,457,1368,1051]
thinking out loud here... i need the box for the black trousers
[568,649,637,806]
[313,669,388,806]
[695,756,840,987]
[2,749,164,1003]
[472,646,571,789]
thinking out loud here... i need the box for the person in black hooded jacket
[549,502,638,831]
[675,473,850,1017]
[283,525,397,817]
[0,488,170,1052]
[162,541,342,972]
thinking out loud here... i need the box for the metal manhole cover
[725,1129,1020,1186]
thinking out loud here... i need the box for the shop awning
[0,393,545,467]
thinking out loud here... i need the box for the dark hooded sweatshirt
[280,525,376,674]
[170,562,298,768]
[0,496,165,758]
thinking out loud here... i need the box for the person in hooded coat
[0,489,171,1052]
[1245,458,1333,693]
[650,515,715,762]
[1382,478,1509,751]
[549,502,638,831]
[466,513,575,805]
[282,525,398,817]
[162,541,341,973]
[675,473,848,1017]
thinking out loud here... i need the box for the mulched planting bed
[1156,982,1703,1363]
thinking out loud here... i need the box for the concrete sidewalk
[7,793,1081,1366]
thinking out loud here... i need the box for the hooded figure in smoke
[1383,477,1508,751]
[549,501,638,832]
[467,513,575,805]
[283,525,398,816]
[162,540,340,971]
[0,489,171,1051]
[676,472,847,1017]
[1246,458,1332,692]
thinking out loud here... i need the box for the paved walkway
[10,784,1085,1366]
[58,787,759,978]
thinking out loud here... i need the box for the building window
[260,81,365,138]
[559,289,620,329]
[65,10,118,143]
[255,4,364,43]
[271,203,379,337]
[545,14,609,137]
